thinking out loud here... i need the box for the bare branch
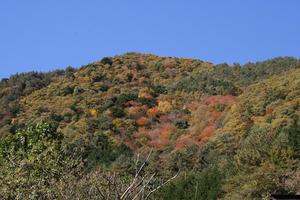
[132,173,156,200]
[120,148,153,200]
[121,172,150,200]
[95,184,106,200]
[145,170,180,200]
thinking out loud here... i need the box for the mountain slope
[0,53,300,199]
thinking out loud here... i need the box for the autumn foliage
[1,54,300,199]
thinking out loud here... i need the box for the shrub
[136,117,149,126]
[155,168,224,200]
[174,120,189,129]
[97,115,113,131]
[158,101,172,113]
[110,106,126,118]
[215,103,226,112]
[100,57,113,65]
[173,71,240,96]
[59,85,74,96]
[151,84,168,97]
[116,92,138,106]
[0,122,83,199]
[99,84,109,92]
[138,97,157,107]
[85,132,132,168]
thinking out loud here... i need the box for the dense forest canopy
[0,53,299,199]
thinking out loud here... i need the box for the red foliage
[198,125,215,144]
[148,139,171,149]
[147,128,161,140]
[134,127,151,140]
[118,127,127,137]
[124,100,139,107]
[208,111,222,123]
[198,137,210,145]
[133,122,179,150]
[204,95,237,106]
[147,107,159,118]
[124,140,138,150]
[175,142,186,149]
[160,126,170,140]
[131,95,238,151]
[266,107,273,115]
[159,115,171,123]
[175,137,196,149]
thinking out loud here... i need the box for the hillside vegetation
[0,53,300,199]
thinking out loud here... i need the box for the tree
[0,122,83,199]
[55,149,179,200]
[158,101,172,113]
[155,168,224,200]
[110,106,126,118]
[101,57,113,65]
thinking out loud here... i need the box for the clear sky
[0,0,300,78]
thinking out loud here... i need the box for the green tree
[155,168,224,200]
[0,122,83,199]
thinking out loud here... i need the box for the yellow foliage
[89,109,98,118]
[271,118,290,129]
[138,87,152,99]
[112,118,135,130]
[11,118,17,124]
[112,118,124,128]
[158,101,172,113]
[138,87,153,99]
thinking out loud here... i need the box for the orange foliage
[160,127,170,140]
[124,100,139,107]
[127,105,147,118]
[127,106,140,115]
[204,95,237,106]
[133,123,179,150]
[198,125,215,141]
[138,87,153,99]
[147,107,159,118]
[159,124,176,140]
[148,139,171,149]
[162,59,176,68]
[175,137,195,149]
[78,76,90,84]
[208,111,222,123]
[136,116,149,126]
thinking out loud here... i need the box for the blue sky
[0,0,300,78]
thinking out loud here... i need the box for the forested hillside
[0,53,299,199]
